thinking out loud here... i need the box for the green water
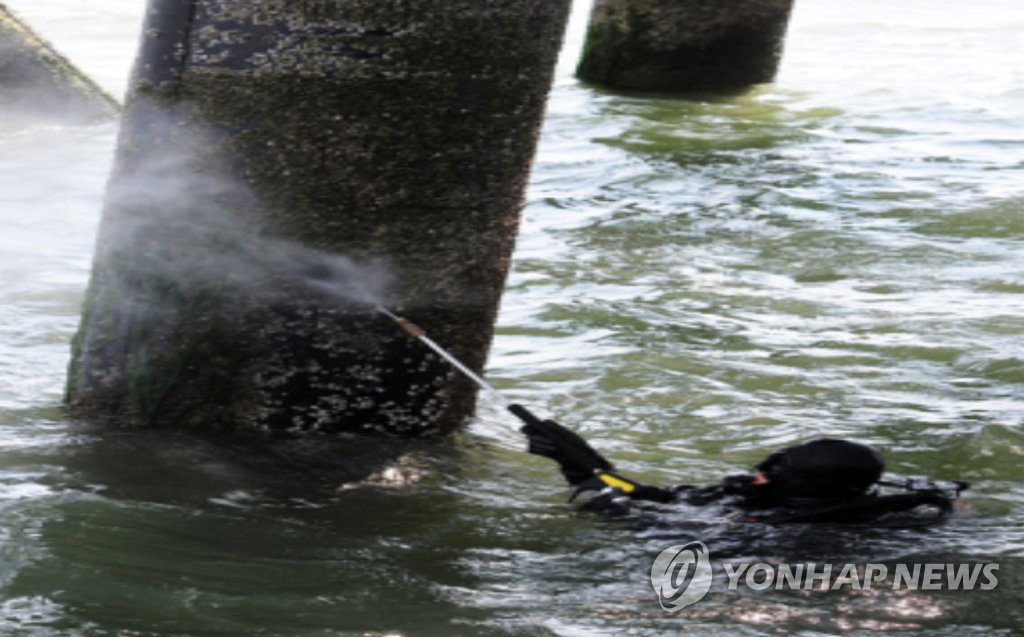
[1,0,1023,634]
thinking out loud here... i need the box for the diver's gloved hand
[508,404,613,485]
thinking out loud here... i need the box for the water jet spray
[373,306,616,478]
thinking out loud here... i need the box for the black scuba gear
[519,416,967,528]
[748,489,956,526]
[569,467,966,527]
[756,438,885,500]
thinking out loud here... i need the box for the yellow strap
[598,473,636,493]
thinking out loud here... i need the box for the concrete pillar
[67,0,572,435]
[0,3,118,122]
[577,0,795,92]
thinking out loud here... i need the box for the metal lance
[374,306,512,409]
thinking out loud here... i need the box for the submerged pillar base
[577,0,795,93]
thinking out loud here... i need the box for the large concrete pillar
[67,1,572,435]
[0,3,118,121]
[576,0,795,92]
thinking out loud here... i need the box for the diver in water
[375,308,967,527]
[513,405,968,527]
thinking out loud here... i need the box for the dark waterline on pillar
[576,0,795,93]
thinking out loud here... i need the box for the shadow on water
[0,414,505,635]
[586,86,843,168]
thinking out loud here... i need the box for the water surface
[1,0,1022,634]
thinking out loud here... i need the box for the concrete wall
[67,0,572,435]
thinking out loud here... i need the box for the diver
[513,404,968,527]
[375,307,967,527]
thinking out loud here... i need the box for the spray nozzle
[374,305,511,409]
[394,316,425,339]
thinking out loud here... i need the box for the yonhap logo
[649,540,1000,612]
[650,541,714,612]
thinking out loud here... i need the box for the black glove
[509,404,614,485]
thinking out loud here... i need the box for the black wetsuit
[567,471,959,527]
[514,405,963,528]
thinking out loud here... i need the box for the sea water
[1,0,1022,634]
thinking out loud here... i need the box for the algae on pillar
[577,0,795,92]
[0,2,119,121]
[67,0,572,435]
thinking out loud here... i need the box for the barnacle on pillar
[67,0,572,435]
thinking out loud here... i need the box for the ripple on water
[1,0,1023,634]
